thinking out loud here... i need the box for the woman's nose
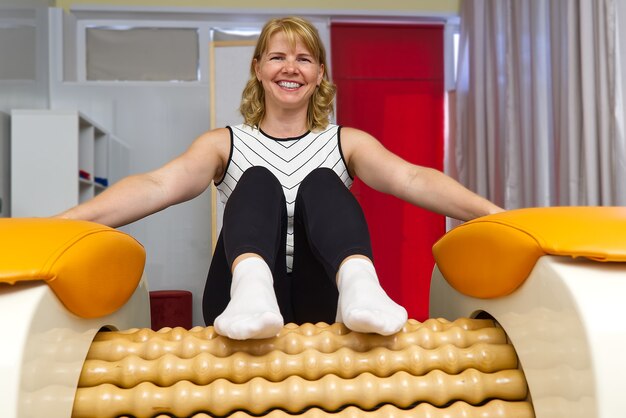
[282,59,298,73]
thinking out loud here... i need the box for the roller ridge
[86,320,507,362]
[93,319,497,343]
[79,342,518,388]
[72,369,528,418]
[129,399,534,418]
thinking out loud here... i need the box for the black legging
[202,166,373,325]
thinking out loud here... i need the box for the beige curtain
[453,0,626,209]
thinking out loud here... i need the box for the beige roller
[73,319,533,418]
[79,342,518,387]
[86,318,508,361]
[73,369,528,417]
[124,400,534,417]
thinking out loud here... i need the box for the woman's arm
[341,127,503,221]
[56,128,230,228]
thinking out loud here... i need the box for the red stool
[149,290,193,330]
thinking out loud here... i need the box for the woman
[57,17,503,340]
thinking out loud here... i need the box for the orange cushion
[432,206,626,299]
[0,218,145,318]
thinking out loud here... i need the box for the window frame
[76,19,211,84]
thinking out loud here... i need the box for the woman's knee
[231,166,283,201]
[299,167,345,197]
[225,166,285,219]
[239,166,281,188]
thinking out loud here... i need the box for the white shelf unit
[11,109,124,217]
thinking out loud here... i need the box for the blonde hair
[239,17,336,131]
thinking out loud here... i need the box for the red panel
[331,23,443,80]
[331,24,444,321]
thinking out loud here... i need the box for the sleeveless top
[216,123,353,271]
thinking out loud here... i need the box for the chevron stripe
[216,124,352,272]
[233,135,341,183]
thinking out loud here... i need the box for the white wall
[0,0,51,217]
[0,1,50,112]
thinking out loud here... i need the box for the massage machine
[0,206,624,417]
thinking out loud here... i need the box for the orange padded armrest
[0,218,145,318]
[432,206,626,299]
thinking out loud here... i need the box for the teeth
[278,81,301,89]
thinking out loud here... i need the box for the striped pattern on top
[216,124,353,271]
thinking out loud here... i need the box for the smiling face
[254,31,324,115]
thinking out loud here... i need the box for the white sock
[336,258,407,335]
[214,256,284,340]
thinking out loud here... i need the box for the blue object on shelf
[94,177,109,187]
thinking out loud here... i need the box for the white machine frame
[0,278,150,418]
[431,255,626,418]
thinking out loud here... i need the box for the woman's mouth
[277,81,302,90]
